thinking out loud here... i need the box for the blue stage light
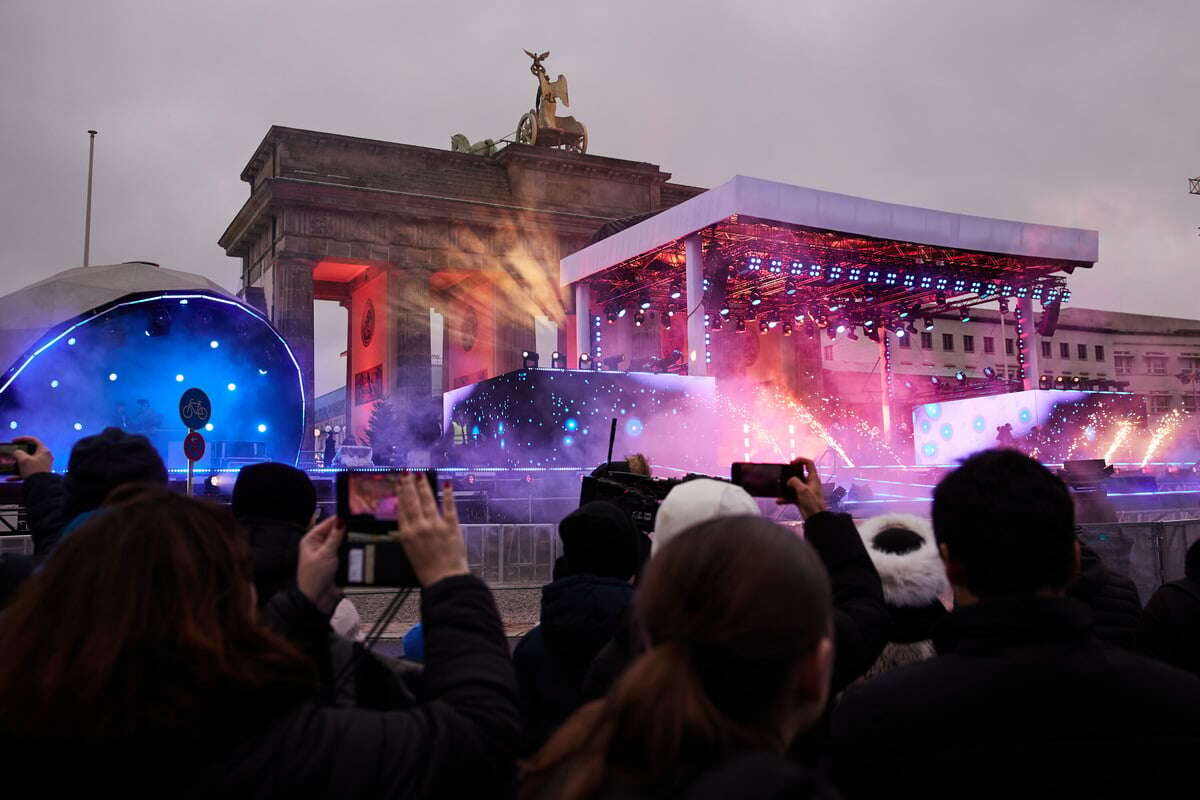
[108,372,118,381]
[73,422,82,431]
[258,368,268,375]
[257,423,268,433]
[227,382,237,391]
[563,435,574,446]
[564,417,578,431]
[67,337,76,346]
[8,421,16,430]
[209,340,219,349]
[49,380,58,388]
[205,423,214,432]
[179,299,188,305]
[175,374,184,382]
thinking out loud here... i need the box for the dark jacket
[514,573,634,755]
[583,512,887,700]
[1139,574,1200,678]
[1067,542,1141,649]
[12,574,520,798]
[584,752,840,800]
[1,473,74,606]
[832,595,1200,799]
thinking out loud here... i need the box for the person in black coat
[832,450,1200,799]
[0,429,167,606]
[1139,537,1200,677]
[1067,540,1142,649]
[513,501,641,755]
[0,477,519,798]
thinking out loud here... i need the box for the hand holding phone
[0,440,41,477]
[394,473,469,587]
[783,457,827,520]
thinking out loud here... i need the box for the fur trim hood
[857,513,949,608]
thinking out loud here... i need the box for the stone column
[684,235,707,376]
[388,267,435,440]
[271,259,316,447]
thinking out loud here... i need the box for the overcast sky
[2,0,1197,394]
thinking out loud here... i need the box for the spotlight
[960,307,972,323]
[894,327,906,339]
[784,279,798,296]
[735,318,747,333]
[578,353,592,369]
[935,291,947,308]
[661,314,671,330]
[865,326,880,343]
[602,354,626,370]
[617,307,627,318]
[607,311,617,324]
[257,423,268,433]
[983,366,997,379]
[668,283,682,300]
[955,370,966,382]
[209,340,219,349]
[67,337,77,346]
[804,321,816,338]
[930,376,941,386]
[522,350,540,369]
[923,317,935,331]
[175,374,184,382]
[1071,376,1082,386]
[638,295,652,310]
[827,327,837,341]
[710,315,723,331]
[998,298,1010,314]
[903,380,915,390]
[634,311,645,327]
[108,372,118,382]
[1040,374,1052,389]
[782,323,793,336]
[759,320,769,334]
[905,320,919,334]
[897,306,912,319]
[203,474,222,496]
[719,306,731,317]
[227,382,236,391]
[749,290,763,307]
[835,323,847,334]
[551,351,567,369]
[863,319,876,328]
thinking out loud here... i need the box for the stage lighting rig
[784,279,798,296]
[923,317,936,331]
[710,315,723,331]
[661,313,671,330]
[935,291,947,309]
[954,370,967,383]
[735,318,746,333]
[959,307,972,323]
[846,327,859,341]
[782,323,793,336]
[759,320,769,334]
[983,366,997,379]
[668,282,682,300]
[638,294,652,310]
[551,351,567,369]
[522,350,540,369]
[578,353,594,370]
[634,311,645,327]
[998,298,1010,315]
[749,290,763,307]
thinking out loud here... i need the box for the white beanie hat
[652,478,761,554]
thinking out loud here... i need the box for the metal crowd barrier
[1078,520,1200,604]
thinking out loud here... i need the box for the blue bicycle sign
[178,388,212,430]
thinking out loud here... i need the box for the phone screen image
[347,472,403,521]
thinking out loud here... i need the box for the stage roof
[561,175,1098,287]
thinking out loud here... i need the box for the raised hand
[394,473,469,588]
[785,457,828,520]
[297,515,346,614]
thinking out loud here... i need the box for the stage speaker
[1036,301,1061,337]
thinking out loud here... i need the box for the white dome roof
[0,262,234,371]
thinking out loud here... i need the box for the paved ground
[347,585,543,643]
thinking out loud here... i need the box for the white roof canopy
[561,175,1098,286]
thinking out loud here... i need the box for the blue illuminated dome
[0,266,304,469]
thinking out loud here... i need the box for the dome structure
[0,262,304,470]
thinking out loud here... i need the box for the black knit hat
[63,427,167,515]
[558,501,641,581]
[232,462,316,528]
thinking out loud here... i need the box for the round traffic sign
[178,387,212,430]
[183,431,206,462]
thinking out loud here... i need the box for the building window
[984,337,995,354]
[1146,356,1167,375]
[921,332,933,350]
[942,333,954,351]
[898,334,911,349]
[1041,341,1052,358]
[1180,356,1200,371]
[1095,345,1105,362]
[1148,395,1171,414]
[1114,355,1134,375]
[823,345,834,361]
[963,335,975,353]
[1183,395,1198,413]
[1059,342,1071,359]
[1077,344,1088,361]
[1006,338,1014,356]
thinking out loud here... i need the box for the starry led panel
[442,368,718,472]
[0,291,305,469]
[912,389,1142,466]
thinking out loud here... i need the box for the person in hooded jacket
[513,501,644,755]
[853,512,949,681]
[1139,537,1200,677]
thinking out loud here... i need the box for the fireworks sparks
[1140,409,1185,468]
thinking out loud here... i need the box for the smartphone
[0,442,35,476]
[731,462,808,498]
[334,470,439,588]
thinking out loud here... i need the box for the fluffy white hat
[856,513,949,608]
[652,478,760,554]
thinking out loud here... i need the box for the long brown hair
[0,485,315,742]
[522,515,833,800]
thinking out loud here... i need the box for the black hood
[240,516,306,607]
[540,574,634,658]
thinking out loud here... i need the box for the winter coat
[582,511,887,700]
[9,574,520,797]
[1067,542,1141,650]
[832,595,1200,799]
[514,573,634,755]
[1139,573,1200,678]
[1,473,80,605]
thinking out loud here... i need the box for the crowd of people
[1,427,1200,797]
